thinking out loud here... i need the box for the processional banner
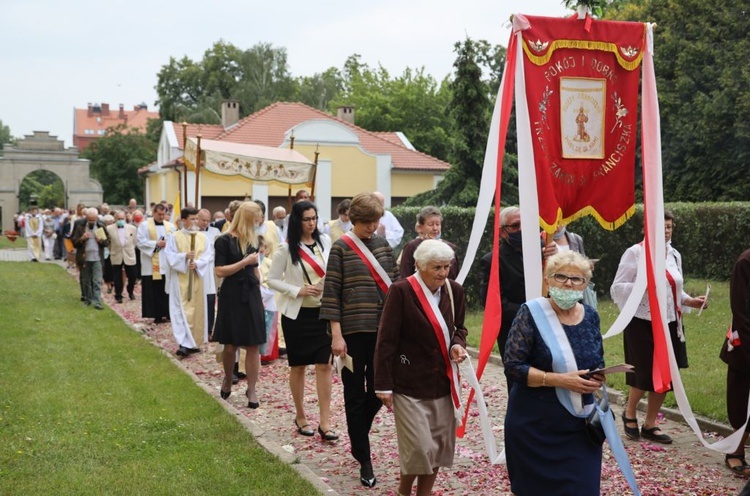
[520,16,645,231]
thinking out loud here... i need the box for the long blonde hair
[227,201,261,254]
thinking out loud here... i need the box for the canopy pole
[288,131,295,211]
[194,134,202,208]
[310,144,320,202]
[181,122,188,209]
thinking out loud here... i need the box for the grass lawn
[0,235,24,250]
[464,278,731,424]
[0,262,318,495]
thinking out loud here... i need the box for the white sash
[342,231,391,293]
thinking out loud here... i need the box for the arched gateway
[0,131,103,232]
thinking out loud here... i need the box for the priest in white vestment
[25,206,44,261]
[165,208,213,356]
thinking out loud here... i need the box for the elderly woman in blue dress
[503,250,605,496]
[375,239,468,496]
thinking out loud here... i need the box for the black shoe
[80,296,86,302]
[220,389,231,400]
[187,347,201,354]
[278,347,287,357]
[31,259,38,262]
[84,300,91,306]
[295,419,315,437]
[128,292,135,300]
[232,374,239,385]
[640,425,672,444]
[318,426,339,441]
[107,287,112,294]
[359,461,376,488]
[153,318,164,325]
[621,412,640,440]
[115,296,123,303]
[236,371,247,379]
[176,346,189,357]
[246,390,259,409]
[94,304,103,310]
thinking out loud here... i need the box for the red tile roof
[169,102,450,172]
[74,103,159,139]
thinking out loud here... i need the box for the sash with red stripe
[341,232,391,294]
[665,269,682,326]
[407,274,462,419]
[298,244,325,278]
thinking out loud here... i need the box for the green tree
[82,124,156,204]
[330,55,452,161]
[155,41,297,123]
[295,67,344,111]
[0,119,15,157]
[19,170,64,210]
[606,0,750,201]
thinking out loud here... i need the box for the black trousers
[341,332,382,465]
[141,275,169,320]
[727,364,750,432]
[113,263,137,298]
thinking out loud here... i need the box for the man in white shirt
[372,191,404,248]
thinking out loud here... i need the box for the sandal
[295,419,314,437]
[621,411,640,440]
[640,425,672,444]
[726,454,750,477]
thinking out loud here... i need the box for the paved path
[12,253,746,495]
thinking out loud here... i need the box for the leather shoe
[621,412,640,440]
[128,292,135,300]
[187,347,201,354]
[115,296,123,303]
[176,346,189,357]
[153,318,165,324]
[359,461,376,488]
[295,419,315,436]
[94,304,103,310]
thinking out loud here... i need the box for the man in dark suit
[480,207,557,357]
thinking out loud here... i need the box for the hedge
[392,202,750,308]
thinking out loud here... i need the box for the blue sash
[526,298,641,496]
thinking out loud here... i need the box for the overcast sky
[1,0,568,148]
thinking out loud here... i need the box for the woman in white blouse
[611,210,707,444]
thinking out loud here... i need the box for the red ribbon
[298,245,325,278]
[340,235,389,295]
[406,275,461,413]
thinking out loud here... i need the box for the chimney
[337,105,355,124]
[87,103,93,117]
[221,100,240,129]
[101,103,110,116]
[118,104,125,120]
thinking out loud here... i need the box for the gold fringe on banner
[539,204,635,233]
[522,27,646,71]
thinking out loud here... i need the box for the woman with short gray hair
[375,239,468,496]
[399,206,460,279]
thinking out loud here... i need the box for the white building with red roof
[141,101,450,221]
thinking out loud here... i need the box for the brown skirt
[393,393,456,475]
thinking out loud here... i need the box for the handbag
[585,385,613,446]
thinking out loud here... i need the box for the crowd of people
[16,192,750,494]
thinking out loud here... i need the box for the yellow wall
[391,173,435,197]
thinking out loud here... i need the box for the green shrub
[393,202,750,307]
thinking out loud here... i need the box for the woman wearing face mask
[503,251,605,495]
[611,210,707,445]
[267,201,337,441]
[550,224,597,309]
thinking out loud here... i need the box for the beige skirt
[393,393,456,475]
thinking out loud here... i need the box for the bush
[392,202,750,307]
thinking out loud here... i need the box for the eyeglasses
[549,273,587,286]
[302,216,318,223]
[502,223,521,232]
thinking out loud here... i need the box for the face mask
[274,219,284,228]
[548,287,583,310]
[116,220,125,228]
[258,254,265,263]
[88,222,95,230]
[553,226,567,240]
[507,231,523,249]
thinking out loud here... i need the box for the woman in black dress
[214,201,267,408]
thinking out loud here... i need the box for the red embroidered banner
[521,16,646,231]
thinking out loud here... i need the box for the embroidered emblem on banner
[561,78,605,159]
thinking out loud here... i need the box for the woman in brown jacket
[375,239,468,496]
